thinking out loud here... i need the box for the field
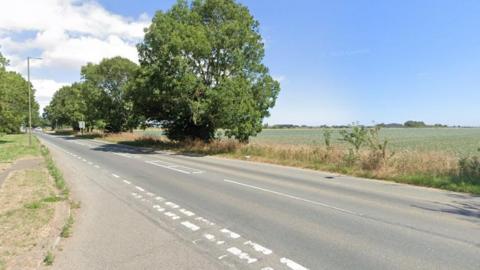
[141,128,480,157]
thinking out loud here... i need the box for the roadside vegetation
[0,134,72,269]
[70,127,480,194]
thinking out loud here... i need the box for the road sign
[79,121,85,129]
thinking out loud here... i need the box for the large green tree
[44,83,87,130]
[0,52,40,133]
[133,0,280,142]
[81,57,139,132]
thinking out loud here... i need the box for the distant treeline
[265,121,453,129]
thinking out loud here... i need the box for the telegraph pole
[26,57,41,146]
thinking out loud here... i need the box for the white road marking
[224,179,357,215]
[135,186,145,192]
[82,158,87,162]
[181,221,200,231]
[218,255,228,260]
[204,233,215,241]
[261,268,274,270]
[195,216,215,226]
[88,161,93,165]
[123,180,131,185]
[227,247,258,264]
[94,165,100,168]
[146,160,203,174]
[155,196,164,201]
[280,258,309,270]
[112,173,120,178]
[203,233,225,245]
[164,211,180,220]
[165,202,179,209]
[244,240,272,255]
[131,192,142,199]
[220,228,240,239]
[146,192,155,197]
[153,205,165,212]
[179,208,195,217]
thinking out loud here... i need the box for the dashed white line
[164,211,180,220]
[94,165,100,168]
[280,258,309,270]
[165,201,179,209]
[123,180,131,185]
[224,179,358,215]
[146,192,155,197]
[112,173,120,178]
[155,196,164,201]
[203,233,225,245]
[220,228,241,239]
[181,221,200,231]
[135,186,145,192]
[244,240,272,255]
[88,161,93,165]
[195,217,215,226]
[226,247,257,264]
[179,208,195,217]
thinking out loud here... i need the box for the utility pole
[26,57,41,146]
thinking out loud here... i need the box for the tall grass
[94,132,480,194]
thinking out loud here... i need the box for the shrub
[458,156,480,184]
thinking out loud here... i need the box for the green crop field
[138,127,480,157]
[251,128,480,157]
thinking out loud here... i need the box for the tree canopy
[0,52,40,133]
[132,0,280,142]
[45,57,139,132]
[81,56,139,132]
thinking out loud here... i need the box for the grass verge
[0,134,73,269]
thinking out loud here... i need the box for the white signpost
[79,121,85,134]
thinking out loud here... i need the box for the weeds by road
[81,131,480,194]
[0,134,72,269]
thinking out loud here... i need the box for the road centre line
[112,173,120,178]
[224,179,358,216]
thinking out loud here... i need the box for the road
[37,132,480,270]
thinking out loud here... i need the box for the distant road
[37,132,480,270]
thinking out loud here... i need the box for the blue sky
[1,0,479,126]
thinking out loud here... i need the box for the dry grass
[93,132,478,194]
[0,167,56,269]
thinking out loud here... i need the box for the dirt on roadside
[0,158,69,270]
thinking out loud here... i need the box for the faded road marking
[220,228,240,239]
[224,179,357,215]
[280,258,309,270]
[226,247,257,264]
[244,240,272,255]
[181,221,200,231]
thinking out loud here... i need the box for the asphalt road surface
[37,132,480,270]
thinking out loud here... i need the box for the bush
[458,156,480,184]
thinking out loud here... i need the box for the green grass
[43,251,54,266]
[60,215,74,238]
[40,146,68,196]
[0,134,41,162]
[131,127,480,157]
[252,128,480,157]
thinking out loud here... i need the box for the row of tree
[44,0,280,142]
[0,52,40,134]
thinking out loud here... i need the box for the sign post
[79,121,85,135]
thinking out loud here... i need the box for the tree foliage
[132,0,280,142]
[44,83,86,130]
[81,57,139,132]
[45,57,139,132]
[0,52,40,133]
